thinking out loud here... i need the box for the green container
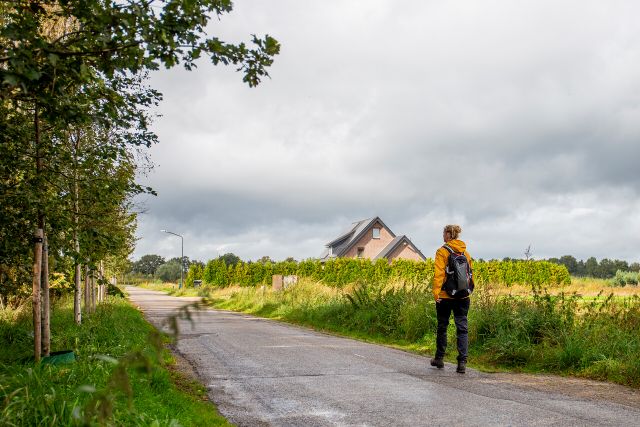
[42,350,75,365]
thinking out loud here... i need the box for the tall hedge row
[187,258,570,288]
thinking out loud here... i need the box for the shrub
[185,263,204,287]
[203,259,228,286]
[610,270,639,287]
[198,257,570,288]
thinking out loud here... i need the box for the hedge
[186,258,570,288]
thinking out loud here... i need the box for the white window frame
[372,228,381,239]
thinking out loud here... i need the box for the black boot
[456,360,466,374]
[430,358,444,369]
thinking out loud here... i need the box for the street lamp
[161,229,183,289]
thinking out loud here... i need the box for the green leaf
[94,354,118,365]
[25,69,41,80]
[77,385,97,393]
[2,74,18,86]
[47,53,59,66]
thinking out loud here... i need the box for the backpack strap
[442,245,456,276]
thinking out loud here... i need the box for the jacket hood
[444,239,466,253]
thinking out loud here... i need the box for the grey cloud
[133,0,640,263]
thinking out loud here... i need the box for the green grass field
[0,294,230,426]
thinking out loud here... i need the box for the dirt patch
[482,372,640,409]
[166,343,210,402]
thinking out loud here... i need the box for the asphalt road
[126,286,640,427]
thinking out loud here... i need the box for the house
[319,217,426,262]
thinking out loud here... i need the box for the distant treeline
[542,256,640,279]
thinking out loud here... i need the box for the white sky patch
[133,0,640,263]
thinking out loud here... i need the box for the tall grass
[0,295,229,426]
[209,279,640,388]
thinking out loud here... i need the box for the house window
[372,228,381,239]
[357,247,365,258]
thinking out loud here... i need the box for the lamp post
[161,229,183,289]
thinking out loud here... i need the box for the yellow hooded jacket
[433,239,472,301]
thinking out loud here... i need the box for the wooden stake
[74,261,82,324]
[41,233,50,356]
[32,228,43,362]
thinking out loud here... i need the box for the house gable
[341,219,395,259]
[320,217,425,262]
[374,235,426,261]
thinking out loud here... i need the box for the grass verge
[0,295,230,426]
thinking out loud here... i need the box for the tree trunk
[99,261,105,302]
[72,133,82,324]
[91,270,96,312]
[74,252,81,324]
[41,233,50,356]
[32,228,43,362]
[84,264,90,313]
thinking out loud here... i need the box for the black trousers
[435,298,470,362]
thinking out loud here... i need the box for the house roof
[320,216,395,260]
[373,235,427,261]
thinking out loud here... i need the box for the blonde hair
[444,224,462,240]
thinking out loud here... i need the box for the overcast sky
[133,0,640,263]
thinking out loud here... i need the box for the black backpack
[442,245,474,298]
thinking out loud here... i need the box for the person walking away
[430,224,474,374]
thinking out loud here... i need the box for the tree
[558,255,578,275]
[155,261,181,283]
[584,257,599,277]
[185,262,204,287]
[1,0,279,361]
[132,255,165,276]
[168,256,191,273]
[219,253,241,266]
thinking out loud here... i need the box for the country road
[126,286,640,426]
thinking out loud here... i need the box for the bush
[610,270,639,287]
[197,257,570,288]
[185,263,204,287]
